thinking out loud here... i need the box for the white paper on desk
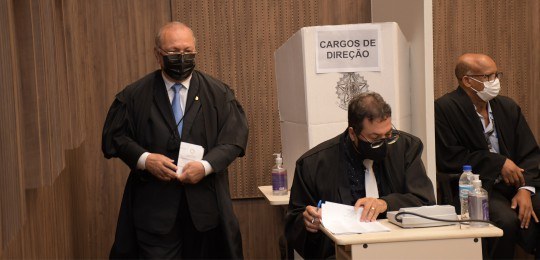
[176,142,204,175]
[321,201,390,235]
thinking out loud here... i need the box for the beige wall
[0,0,538,258]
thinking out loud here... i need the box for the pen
[312,200,323,224]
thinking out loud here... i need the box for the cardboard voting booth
[274,22,411,187]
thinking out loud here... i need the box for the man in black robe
[102,22,248,259]
[285,92,435,259]
[435,53,540,259]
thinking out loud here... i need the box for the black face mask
[352,138,388,162]
[162,55,195,81]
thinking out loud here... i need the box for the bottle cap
[472,175,482,187]
[273,153,283,165]
[463,165,472,171]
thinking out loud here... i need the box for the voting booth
[274,22,411,186]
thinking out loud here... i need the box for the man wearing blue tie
[102,21,248,259]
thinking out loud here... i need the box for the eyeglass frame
[358,124,400,149]
[465,72,503,83]
[156,47,197,62]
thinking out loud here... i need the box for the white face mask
[468,78,501,102]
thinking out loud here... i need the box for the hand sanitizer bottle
[272,153,288,196]
[468,174,489,227]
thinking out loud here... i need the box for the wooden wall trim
[0,0,26,254]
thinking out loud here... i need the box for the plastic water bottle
[468,175,489,227]
[458,165,474,220]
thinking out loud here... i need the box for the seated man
[285,92,436,259]
[435,53,540,259]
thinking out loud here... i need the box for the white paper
[315,24,382,73]
[321,201,390,235]
[176,142,204,175]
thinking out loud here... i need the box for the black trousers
[486,183,540,259]
[135,190,226,259]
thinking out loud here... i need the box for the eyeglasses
[359,125,400,148]
[466,72,502,83]
[157,47,197,62]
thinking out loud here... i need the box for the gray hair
[154,21,196,48]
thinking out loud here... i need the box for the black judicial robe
[102,70,248,258]
[285,131,435,259]
[435,87,540,192]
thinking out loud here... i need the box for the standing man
[285,92,435,259]
[102,22,248,258]
[435,53,540,259]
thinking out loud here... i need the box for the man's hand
[501,159,525,187]
[511,189,539,229]
[303,205,322,233]
[177,161,205,184]
[145,153,178,181]
[354,197,388,222]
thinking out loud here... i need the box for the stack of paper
[321,201,390,235]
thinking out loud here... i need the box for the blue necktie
[171,83,184,137]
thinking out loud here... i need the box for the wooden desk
[321,220,503,260]
[258,185,290,206]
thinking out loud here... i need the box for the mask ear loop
[463,76,483,95]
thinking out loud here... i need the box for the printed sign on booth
[316,24,381,73]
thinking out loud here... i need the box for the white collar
[162,72,192,91]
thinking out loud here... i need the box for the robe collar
[153,72,178,137]
[152,70,201,140]
[453,87,494,150]
[181,72,202,138]
[337,132,355,205]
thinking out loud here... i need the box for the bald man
[102,22,248,258]
[435,53,540,259]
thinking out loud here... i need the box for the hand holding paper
[176,142,205,184]
[145,153,177,181]
[176,142,204,175]
[178,161,206,184]
[321,201,390,235]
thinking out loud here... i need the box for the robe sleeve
[203,89,248,173]
[102,90,147,169]
[381,135,436,210]
[434,101,506,182]
[503,103,540,187]
[284,157,333,259]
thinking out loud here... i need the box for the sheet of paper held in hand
[321,201,390,235]
[176,142,204,175]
